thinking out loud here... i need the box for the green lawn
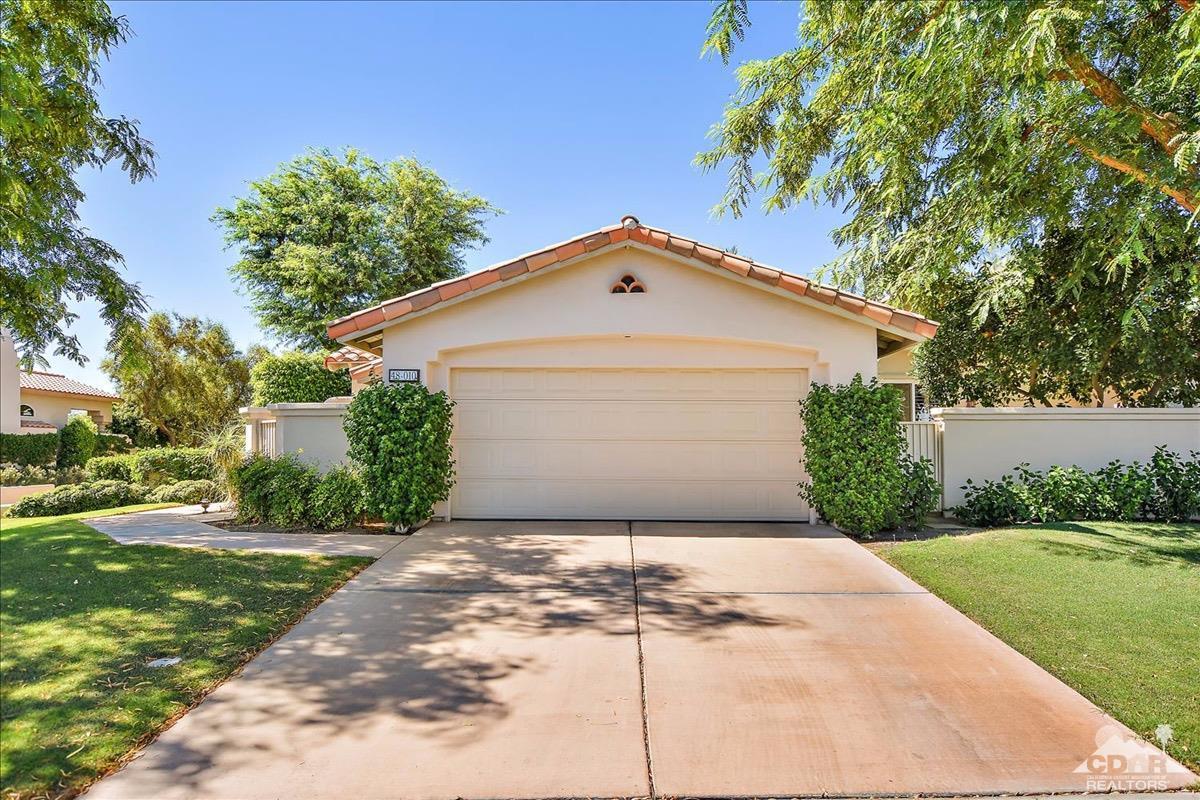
[0,506,371,800]
[881,521,1200,771]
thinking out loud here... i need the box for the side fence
[901,421,943,510]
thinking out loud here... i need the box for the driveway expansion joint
[628,520,657,799]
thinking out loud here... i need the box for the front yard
[0,506,371,800]
[880,521,1200,771]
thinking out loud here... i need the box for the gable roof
[20,371,120,401]
[327,215,938,348]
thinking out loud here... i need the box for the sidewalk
[84,504,405,558]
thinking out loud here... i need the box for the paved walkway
[85,505,403,558]
[85,520,1196,799]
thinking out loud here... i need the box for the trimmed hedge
[250,351,351,405]
[798,375,938,536]
[133,448,214,487]
[229,454,366,530]
[344,383,455,532]
[94,433,133,456]
[84,454,139,483]
[148,479,222,505]
[0,432,60,466]
[57,416,98,469]
[7,480,148,517]
[958,447,1200,527]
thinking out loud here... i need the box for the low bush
[85,454,139,483]
[133,448,215,487]
[0,432,60,466]
[898,457,940,530]
[311,466,367,530]
[250,351,351,405]
[798,376,930,536]
[57,416,98,469]
[0,463,56,486]
[229,455,367,530]
[93,433,133,456]
[344,382,455,532]
[148,479,222,505]
[957,447,1200,527]
[7,480,148,517]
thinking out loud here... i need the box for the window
[610,274,646,294]
[19,404,33,417]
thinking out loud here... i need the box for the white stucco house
[245,216,938,521]
[1,328,121,435]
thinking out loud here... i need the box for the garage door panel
[450,368,807,520]
[456,440,802,480]
[452,479,802,520]
[452,368,807,402]
[455,401,801,441]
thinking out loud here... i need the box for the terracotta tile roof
[324,345,383,382]
[19,371,120,400]
[327,216,939,342]
[20,419,57,430]
[323,345,382,370]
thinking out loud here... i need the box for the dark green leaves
[213,149,498,351]
[1,0,156,365]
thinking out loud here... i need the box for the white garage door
[450,368,807,520]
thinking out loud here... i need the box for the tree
[213,148,497,351]
[102,312,256,445]
[698,1,1199,318]
[911,232,1200,406]
[1,0,155,365]
[250,351,351,405]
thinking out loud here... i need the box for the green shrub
[57,416,98,469]
[84,454,139,482]
[132,448,214,487]
[344,382,455,532]
[7,480,148,517]
[957,448,1199,527]
[250,351,351,405]
[798,376,912,536]
[0,463,56,486]
[1147,446,1200,521]
[0,432,60,466]
[311,466,367,530]
[109,403,166,448]
[148,479,222,505]
[93,433,133,456]
[228,454,319,527]
[898,457,940,530]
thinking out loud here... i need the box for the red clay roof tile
[326,216,937,342]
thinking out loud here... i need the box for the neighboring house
[303,215,937,521]
[324,345,382,393]
[1,328,120,434]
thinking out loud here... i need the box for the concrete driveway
[88,521,1194,799]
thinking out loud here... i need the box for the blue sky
[60,0,846,390]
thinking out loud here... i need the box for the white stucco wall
[379,247,885,391]
[936,407,1200,508]
[18,391,115,429]
[0,329,20,435]
[260,402,350,473]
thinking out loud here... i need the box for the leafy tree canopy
[102,312,260,446]
[912,231,1200,407]
[213,148,498,351]
[1,0,155,365]
[699,0,1199,317]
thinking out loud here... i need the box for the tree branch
[1069,138,1197,212]
[1059,49,1187,157]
